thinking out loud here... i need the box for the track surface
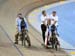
[0,0,68,56]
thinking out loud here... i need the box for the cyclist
[14,13,28,44]
[50,11,59,36]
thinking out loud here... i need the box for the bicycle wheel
[55,41,58,51]
[26,35,31,47]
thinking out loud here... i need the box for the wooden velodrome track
[0,0,69,56]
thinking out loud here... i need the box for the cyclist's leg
[21,27,24,46]
[41,24,46,43]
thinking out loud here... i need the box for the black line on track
[0,25,24,56]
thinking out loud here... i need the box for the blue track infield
[28,1,75,49]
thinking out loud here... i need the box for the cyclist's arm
[54,16,58,25]
[16,18,21,33]
[16,18,19,29]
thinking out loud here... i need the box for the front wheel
[25,35,31,47]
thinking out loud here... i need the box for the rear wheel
[23,32,31,47]
[26,35,31,47]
